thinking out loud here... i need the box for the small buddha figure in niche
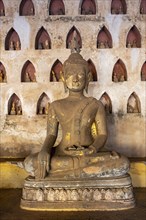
[113,63,126,82]
[97,30,110,49]
[15,40,21,50]
[132,40,137,48]
[25,72,31,82]
[0,70,3,82]
[0,8,4,16]
[59,71,63,82]
[140,0,146,14]
[127,42,132,48]
[127,94,140,113]
[113,74,118,82]
[127,40,137,48]
[98,42,105,49]
[140,7,146,14]
[88,71,93,82]
[9,41,14,50]
[105,42,109,48]
[69,30,81,53]
[120,74,125,82]
[126,30,139,48]
[38,42,43,49]
[100,95,112,114]
[51,70,63,82]
[10,102,16,115]
[30,6,34,15]
[118,6,123,14]
[51,70,58,82]
[113,73,125,82]
[24,70,36,82]
[10,98,22,115]
[0,70,6,82]
[43,40,49,49]
[23,38,130,180]
[38,96,50,115]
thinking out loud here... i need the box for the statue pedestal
[21,174,135,211]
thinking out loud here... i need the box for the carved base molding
[21,174,135,211]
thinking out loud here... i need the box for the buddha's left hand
[84,145,96,155]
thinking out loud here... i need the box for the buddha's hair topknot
[63,53,89,75]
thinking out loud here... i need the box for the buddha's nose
[73,74,79,82]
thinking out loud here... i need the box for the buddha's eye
[66,73,73,77]
[78,73,85,78]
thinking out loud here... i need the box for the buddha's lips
[72,82,80,86]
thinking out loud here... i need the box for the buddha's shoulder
[50,99,66,108]
[50,97,103,108]
[88,97,103,107]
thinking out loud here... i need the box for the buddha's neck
[69,90,85,99]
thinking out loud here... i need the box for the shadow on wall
[105,113,145,157]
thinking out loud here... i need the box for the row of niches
[0,0,146,16]
[7,92,142,116]
[0,60,146,83]
[4,25,143,51]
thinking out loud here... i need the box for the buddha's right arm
[41,104,59,153]
[36,104,59,178]
[41,135,57,153]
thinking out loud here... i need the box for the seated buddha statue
[23,44,130,180]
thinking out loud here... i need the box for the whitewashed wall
[0,0,145,157]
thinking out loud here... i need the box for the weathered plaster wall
[0,0,146,158]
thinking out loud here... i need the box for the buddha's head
[62,53,90,93]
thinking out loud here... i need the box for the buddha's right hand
[36,150,50,179]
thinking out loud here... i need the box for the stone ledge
[21,174,135,211]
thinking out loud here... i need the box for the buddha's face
[65,64,87,92]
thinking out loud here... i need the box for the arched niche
[66,26,82,49]
[21,60,36,82]
[50,59,63,82]
[100,93,112,114]
[5,28,21,51]
[126,26,141,48]
[19,0,35,16]
[0,0,5,16]
[37,93,50,115]
[8,93,22,115]
[112,59,127,82]
[0,62,7,82]
[97,26,112,49]
[80,0,96,15]
[141,61,146,81]
[35,27,51,50]
[127,92,141,113]
[49,0,65,15]
[140,0,146,14]
[87,59,97,81]
[111,0,127,14]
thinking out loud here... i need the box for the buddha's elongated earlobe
[60,71,68,93]
[85,72,91,93]
[64,81,68,93]
[85,82,89,94]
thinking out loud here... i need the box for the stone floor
[0,188,146,220]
